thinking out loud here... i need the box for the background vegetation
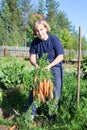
[0,0,87,51]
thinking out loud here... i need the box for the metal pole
[77,26,82,105]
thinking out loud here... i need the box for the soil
[0,108,16,130]
[0,125,10,130]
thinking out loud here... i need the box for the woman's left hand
[44,64,52,71]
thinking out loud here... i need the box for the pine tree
[1,2,11,31]
[19,0,32,26]
[0,2,12,45]
[45,0,60,35]
[0,18,6,45]
[37,0,45,16]
[6,0,22,30]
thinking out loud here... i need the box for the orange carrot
[43,79,47,96]
[39,89,45,103]
[34,76,37,83]
[49,81,54,99]
[38,81,45,103]
[9,125,17,130]
[39,81,44,93]
[33,86,36,98]
[33,76,38,98]
[46,80,50,97]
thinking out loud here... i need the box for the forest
[0,0,87,51]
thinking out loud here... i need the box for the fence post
[77,26,82,105]
[4,48,6,57]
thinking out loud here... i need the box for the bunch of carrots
[33,76,54,103]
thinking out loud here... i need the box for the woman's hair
[33,19,51,35]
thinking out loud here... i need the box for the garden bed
[0,57,87,130]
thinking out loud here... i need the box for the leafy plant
[81,56,87,79]
[0,59,25,89]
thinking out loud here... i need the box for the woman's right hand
[35,64,40,69]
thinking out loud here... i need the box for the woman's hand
[35,64,40,69]
[44,64,52,71]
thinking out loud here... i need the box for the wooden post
[77,26,82,105]
[4,48,6,57]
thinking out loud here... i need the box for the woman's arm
[45,54,64,70]
[29,54,40,69]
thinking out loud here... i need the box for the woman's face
[35,24,48,41]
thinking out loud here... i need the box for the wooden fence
[0,46,29,58]
[0,46,87,62]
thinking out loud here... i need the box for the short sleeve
[29,40,37,54]
[53,36,64,55]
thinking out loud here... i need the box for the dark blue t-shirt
[29,34,64,67]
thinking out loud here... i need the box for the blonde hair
[33,19,51,35]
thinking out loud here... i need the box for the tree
[45,0,73,38]
[17,0,33,46]
[6,0,22,30]
[59,28,73,61]
[0,0,24,46]
[57,11,73,32]
[0,18,6,45]
[81,36,87,50]
[37,0,45,15]
[46,0,60,36]
[0,0,87,49]
[18,0,32,26]
[1,2,11,31]
[71,31,78,51]
[59,28,73,50]
[0,2,12,45]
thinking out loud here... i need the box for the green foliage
[6,0,22,28]
[0,0,23,46]
[59,28,73,50]
[1,0,87,48]
[36,54,53,81]
[1,2,12,31]
[0,18,5,45]
[0,57,87,129]
[71,31,78,51]
[0,58,25,89]
[46,0,60,36]
[82,36,87,50]
[0,88,4,104]
[57,11,72,31]
[81,56,87,79]
[38,0,46,15]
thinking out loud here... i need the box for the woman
[25,19,64,119]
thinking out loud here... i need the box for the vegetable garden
[0,56,87,130]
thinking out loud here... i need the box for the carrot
[34,76,37,83]
[38,81,45,103]
[43,79,47,96]
[9,125,17,130]
[39,81,44,92]
[46,80,50,97]
[39,89,45,103]
[33,76,38,98]
[49,81,54,99]
[33,86,36,98]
